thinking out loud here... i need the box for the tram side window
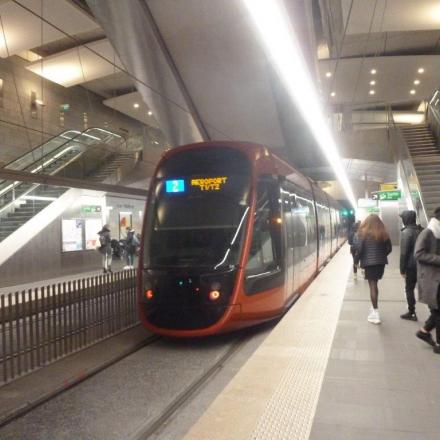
[246,183,278,274]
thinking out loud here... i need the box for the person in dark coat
[355,214,392,324]
[414,206,440,354]
[98,224,112,273]
[348,221,361,278]
[399,210,422,321]
[124,227,138,268]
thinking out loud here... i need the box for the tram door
[281,188,294,301]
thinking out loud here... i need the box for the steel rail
[130,333,251,440]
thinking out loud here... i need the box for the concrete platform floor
[185,245,440,440]
[309,248,440,440]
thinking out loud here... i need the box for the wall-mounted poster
[85,218,103,250]
[62,219,85,252]
[119,212,132,239]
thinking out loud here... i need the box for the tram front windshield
[144,148,251,270]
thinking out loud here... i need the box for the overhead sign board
[82,205,101,213]
[378,190,401,201]
[380,182,398,191]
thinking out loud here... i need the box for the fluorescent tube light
[23,195,57,201]
[243,0,356,207]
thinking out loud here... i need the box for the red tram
[138,142,346,337]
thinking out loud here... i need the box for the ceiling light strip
[243,0,356,207]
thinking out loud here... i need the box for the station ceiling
[1,0,438,191]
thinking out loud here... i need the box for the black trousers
[424,287,440,344]
[405,268,417,313]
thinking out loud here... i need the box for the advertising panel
[62,219,85,252]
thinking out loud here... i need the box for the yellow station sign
[380,182,398,192]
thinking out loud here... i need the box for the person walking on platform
[98,224,112,274]
[355,214,392,324]
[348,221,361,278]
[415,207,440,354]
[399,210,422,321]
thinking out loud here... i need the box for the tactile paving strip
[251,252,350,439]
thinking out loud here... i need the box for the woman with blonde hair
[355,214,392,324]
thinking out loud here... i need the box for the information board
[62,219,85,252]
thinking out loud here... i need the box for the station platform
[184,245,439,440]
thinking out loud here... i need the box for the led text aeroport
[191,177,228,191]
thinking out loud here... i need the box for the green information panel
[378,190,401,201]
[82,205,101,213]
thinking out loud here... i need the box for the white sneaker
[367,309,381,324]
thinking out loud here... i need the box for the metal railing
[0,269,139,385]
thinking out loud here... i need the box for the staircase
[401,124,440,218]
[401,125,439,156]
[88,153,136,182]
[0,147,79,209]
[0,186,66,242]
[0,152,137,241]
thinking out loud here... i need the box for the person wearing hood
[98,224,112,274]
[399,210,422,321]
[414,206,440,354]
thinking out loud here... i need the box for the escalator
[0,128,138,242]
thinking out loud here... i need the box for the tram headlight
[209,290,221,301]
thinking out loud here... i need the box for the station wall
[0,56,163,165]
[0,191,146,288]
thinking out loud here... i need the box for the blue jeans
[126,252,134,266]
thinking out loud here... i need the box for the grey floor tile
[313,247,440,439]
[310,423,428,440]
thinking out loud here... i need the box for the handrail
[3,127,126,171]
[0,127,127,192]
[427,96,440,146]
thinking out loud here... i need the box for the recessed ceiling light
[414,79,420,85]
[369,90,375,95]
[330,92,336,97]
[410,89,416,95]
[370,69,377,74]
[133,103,140,109]
[325,71,332,78]
[147,110,153,116]
[370,80,376,85]
[418,67,425,74]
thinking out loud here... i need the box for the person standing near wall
[98,224,112,273]
[399,210,422,321]
[355,214,392,324]
[415,207,440,354]
[124,227,139,269]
